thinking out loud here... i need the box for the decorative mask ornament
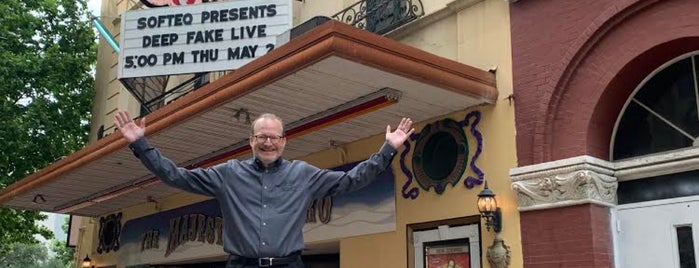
[411,118,469,194]
[97,213,122,253]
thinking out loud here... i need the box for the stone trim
[511,149,699,210]
[510,156,617,211]
[614,146,699,181]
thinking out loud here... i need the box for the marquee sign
[118,0,292,78]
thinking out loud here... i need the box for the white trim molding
[510,148,699,211]
[510,156,617,211]
[614,146,699,181]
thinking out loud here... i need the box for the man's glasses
[251,135,284,143]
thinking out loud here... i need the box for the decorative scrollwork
[331,0,424,34]
[511,170,618,210]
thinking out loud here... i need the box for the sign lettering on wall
[118,0,292,78]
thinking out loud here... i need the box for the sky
[88,0,101,17]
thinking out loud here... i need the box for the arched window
[612,53,699,160]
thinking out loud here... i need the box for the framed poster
[424,238,470,268]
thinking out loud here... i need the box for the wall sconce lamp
[477,181,502,233]
[478,182,511,267]
[82,254,94,268]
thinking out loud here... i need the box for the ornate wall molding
[510,156,617,211]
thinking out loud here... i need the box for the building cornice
[510,156,617,211]
[511,148,699,211]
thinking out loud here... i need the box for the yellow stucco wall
[80,0,519,267]
[89,0,144,142]
[334,106,521,268]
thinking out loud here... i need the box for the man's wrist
[128,137,150,158]
[380,141,398,158]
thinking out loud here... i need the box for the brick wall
[510,0,699,165]
[520,204,614,268]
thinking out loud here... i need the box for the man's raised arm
[307,117,415,198]
[113,110,223,197]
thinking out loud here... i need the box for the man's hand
[386,118,415,149]
[114,110,145,143]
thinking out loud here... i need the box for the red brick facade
[511,0,699,165]
[510,0,699,267]
[520,204,614,268]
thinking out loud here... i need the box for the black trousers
[225,255,304,268]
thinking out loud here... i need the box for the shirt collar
[252,157,284,171]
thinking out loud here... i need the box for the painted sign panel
[303,162,396,242]
[118,0,292,78]
[120,199,225,266]
[119,161,395,265]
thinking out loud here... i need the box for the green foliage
[49,217,74,267]
[0,243,49,268]
[0,210,53,253]
[0,243,71,268]
[0,0,96,258]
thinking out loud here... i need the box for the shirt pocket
[271,182,303,213]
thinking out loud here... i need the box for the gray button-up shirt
[129,138,397,258]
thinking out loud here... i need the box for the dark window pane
[613,54,699,160]
[635,58,698,137]
[618,170,699,204]
[613,101,693,160]
[677,226,696,268]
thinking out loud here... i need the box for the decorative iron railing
[331,0,424,35]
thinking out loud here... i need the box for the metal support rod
[91,16,121,54]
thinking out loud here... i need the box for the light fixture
[32,194,46,204]
[233,108,251,124]
[477,181,502,233]
[82,254,93,268]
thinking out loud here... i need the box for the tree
[0,242,69,268]
[0,0,96,257]
[0,243,49,268]
[50,217,74,267]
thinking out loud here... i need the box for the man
[114,110,414,267]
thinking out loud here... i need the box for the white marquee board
[118,0,292,78]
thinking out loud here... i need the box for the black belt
[227,252,300,267]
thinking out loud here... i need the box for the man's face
[250,118,286,166]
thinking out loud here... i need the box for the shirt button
[262,242,267,246]
[262,222,267,226]
[263,204,267,208]
[263,185,268,189]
